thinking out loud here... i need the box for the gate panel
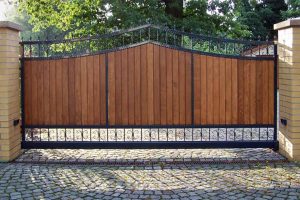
[24,55,107,126]
[20,24,278,149]
[193,56,274,125]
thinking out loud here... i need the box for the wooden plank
[200,55,207,125]
[178,51,185,125]
[193,54,201,125]
[243,60,251,124]
[134,46,141,125]
[121,49,129,125]
[237,59,244,124]
[115,50,122,124]
[225,58,232,124]
[147,44,154,125]
[128,47,135,125]
[99,54,106,125]
[68,58,76,125]
[249,60,257,124]
[62,58,69,125]
[37,60,44,125]
[49,60,57,125]
[160,46,167,125]
[268,60,274,124]
[43,60,50,125]
[31,60,38,124]
[166,48,173,124]
[262,60,269,124]
[172,49,180,125]
[256,60,263,124]
[87,56,94,125]
[141,44,148,124]
[74,57,82,125]
[153,44,161,125]
[219,57,226,124]
[55,59,63,125]
[80,56,88,125]
[24,61,32,125]
[231,59,238,124]
[206,56,214,124]
[93,55,101,124]
[185,52,192,125]
[108,52,116,125]
[213,57,220,124]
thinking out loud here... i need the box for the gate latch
[280,118,287,126]
[13,119,19,126]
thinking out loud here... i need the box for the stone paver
[16,148,286,165]
[0,162,299,199]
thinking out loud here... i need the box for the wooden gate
[20,25,278,149]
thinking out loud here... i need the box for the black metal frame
[20,24,278,150]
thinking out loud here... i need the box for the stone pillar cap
[0,21,22,31]
[274,17,300,30]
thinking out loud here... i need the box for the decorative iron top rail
[20,24,275,59]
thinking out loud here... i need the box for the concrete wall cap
[0,21,22,31]
[274,18,300,30]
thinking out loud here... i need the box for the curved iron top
[20,24,272,45]
[20,24,275,58]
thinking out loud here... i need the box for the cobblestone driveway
[0,162,299,199]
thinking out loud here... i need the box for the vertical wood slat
[200,55,207,125]
[147,44,154,125]
[243,60,251,124]
[80,57,88,125]
[160,46,167,125]
[55,59,63,124]
[166,48,173,124]
[206,56,214,124]
[225,58,232,124]
[115,51,122,124]
[87,56,94,125]
[172,50,179,124]
[43,60,50,125]
[31,60,38,124]
[62,59,69,125]
[37,60,44,125]
[24,61,32,125]
[178,51,185,125]
[134,46,141,125]
[194,54,201,125]
[249,60,257,124]
[128,47,135,125]
[108,52,116,125]
[219,57,226,124]
[99,54,106,125]
[141,45,148,124]
[74,57,82,125]
[262,60,269,124]
[93,55,101,124]
[268,60,274,124]
[237,59,244,124]
[49,60,57,125]
[121,49,129,125]
[256,60,263,124]
[185,52,192,125]
[153,44,160,125]
[68,58,76,125]
[231,59,238,124]
[213,57,220,124]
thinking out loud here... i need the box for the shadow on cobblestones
[0,162,299,199]
[15,148,287,166]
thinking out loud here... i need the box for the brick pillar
[274,18,300,161]
[0,21,22,162]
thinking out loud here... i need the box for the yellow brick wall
[0,21,22,162]
[275,19,300,161]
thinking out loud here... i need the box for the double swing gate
[20,24,278,149]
